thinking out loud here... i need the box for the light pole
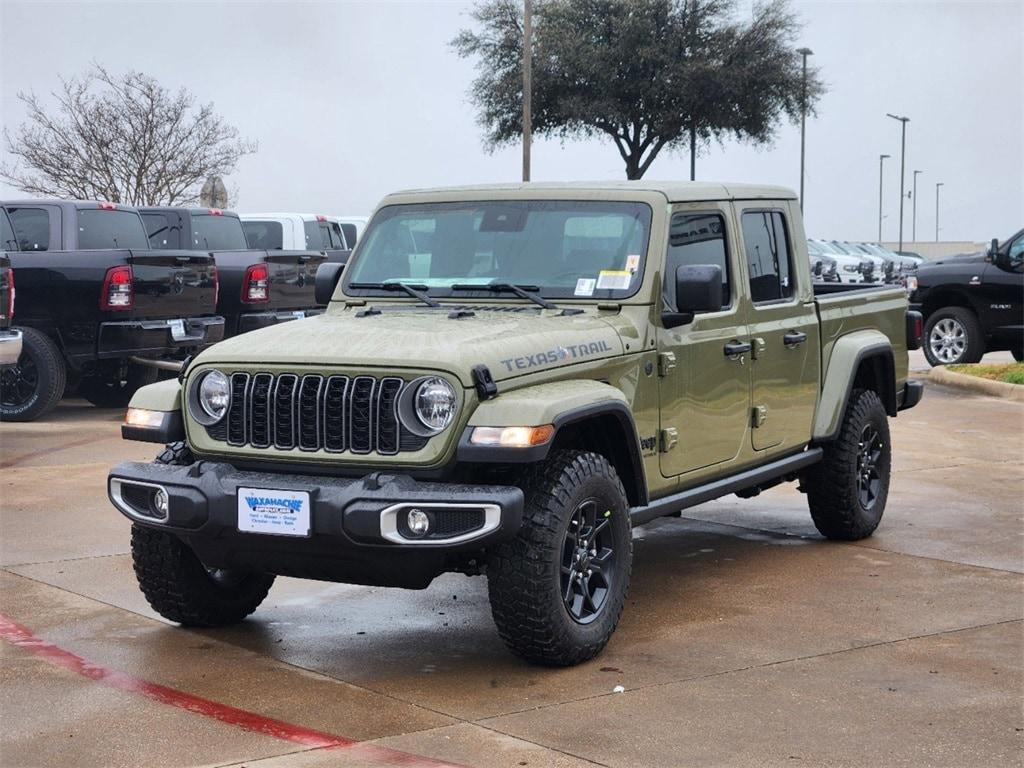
[797,47,813,213]
[935,182,944,242]
[522,0,532,182]
[886,113,910,252]
[911,170,922,242]
[878,154,890,242]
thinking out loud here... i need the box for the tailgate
[264,250,326,309]
[127,250,218,319]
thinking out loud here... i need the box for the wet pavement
[1,383,1021,768]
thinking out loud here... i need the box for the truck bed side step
[630,448,823,526]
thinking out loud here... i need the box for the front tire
[487,450,632,666]
[130,441,275,627]
[0,327,66,422]
[923,307,984,366]
[805,389,891,541]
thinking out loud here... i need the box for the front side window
[340,222,357,247]
[143,213,179,249]
[344,200,652,300]
[742,211,794,303]
[242,220,283,250]
[1007,232,1024,262]
[8,207,50,251]
[191,214,248,251]
[77,209,149,250]
[664,212,731,311]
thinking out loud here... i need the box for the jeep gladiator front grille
[214,372,427,455]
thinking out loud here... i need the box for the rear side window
[77,209,149,250]
[664,212,731,311]
[142,213,179,249]
[191,214,248,250]
[303,220,323,249]
[8,207,50,251]
[242,220,283,250]
[1,209,17,250]
[340,223,357,247]
[741,211,793,303]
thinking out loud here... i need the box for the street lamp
[522,0,533,182]
[912,170,922,242]
[935,182,945,242]
[797,47,813,213]
[878,154,890,242]
[886,113,910,252]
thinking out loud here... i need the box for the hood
[927,251,985,266]
[195,306,626,386]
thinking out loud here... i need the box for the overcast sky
[1,0,1021,242]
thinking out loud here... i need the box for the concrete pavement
[1,383,1021,767]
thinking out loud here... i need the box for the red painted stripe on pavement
[0,614,464,767]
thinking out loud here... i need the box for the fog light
[406,508,430,537]
[152,488,169,517]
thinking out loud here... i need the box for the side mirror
[314,262,345,305]
[664,264,722,329]
[988,238,999,257]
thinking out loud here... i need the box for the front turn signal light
[125,408,165,429]
[469,425,555,448]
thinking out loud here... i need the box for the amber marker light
[469,424,555,447]
[124,408,165,429]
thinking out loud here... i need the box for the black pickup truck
[910,228,1024,365]
[0,200,223,420]
[140,207,327,337]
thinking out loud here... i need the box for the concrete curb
[928,366,1024,402]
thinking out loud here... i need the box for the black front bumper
[108,460,524,588]
[98,315,225,358]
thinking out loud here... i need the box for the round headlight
[414,376,456,432]
[198,370,230,421]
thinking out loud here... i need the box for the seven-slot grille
[215,372,420,455]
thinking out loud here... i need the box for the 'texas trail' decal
[500,340,615,372]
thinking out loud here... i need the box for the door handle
[783,331,808,347]
[723,340,752,358]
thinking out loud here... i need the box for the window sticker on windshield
[625,254,641,273]
[596,270,632,290]
[574,278,596,296]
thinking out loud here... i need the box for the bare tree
[1,65,256,205]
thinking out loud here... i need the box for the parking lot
[0,365,1019,768]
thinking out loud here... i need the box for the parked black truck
[909,228,1024,365]
[0,200,223,420]
[140,207,327,337]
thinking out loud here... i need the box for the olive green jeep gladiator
[109,182,924,666]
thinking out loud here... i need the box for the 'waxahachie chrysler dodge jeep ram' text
[109,182,923,666]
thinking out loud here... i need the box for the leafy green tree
[453,0,824,179]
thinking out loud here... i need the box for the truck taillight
[4,269,13,321]
[100,265,134,310]
[241,263,269,303]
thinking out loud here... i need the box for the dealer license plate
[237,487,311,537]
[169,319,186,341]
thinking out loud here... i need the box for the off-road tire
[805,389,891,541]
[130,442,275,627]
[0,327,66,422]
[1012,347,1023,363]
[487,450,632,666]
[78,363,159,409]
[923,307,984,366]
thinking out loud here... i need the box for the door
[736,204,819,452]
[978,230,1024,347]
[658,206,751,477]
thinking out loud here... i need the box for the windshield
[343,200,653,300]
[191,214,249,250]
[77,209,149,250]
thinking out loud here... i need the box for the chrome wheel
[928,317,967,363]
[856,424,884,510]
[560,499,616,625]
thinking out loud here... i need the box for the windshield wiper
[348,281,440,308]
[450,282,582,314]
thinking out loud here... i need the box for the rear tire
[805,389,891,541]
[130,441,275,627]
[1012,347,1023,362]
[78,362,159,409]
[923,307,984,366]
[0,327,66,422]
[487,450,632,666]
